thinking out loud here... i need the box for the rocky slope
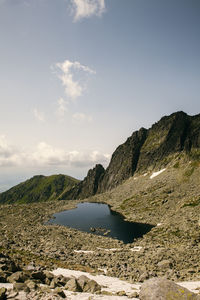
[0,174,79,204]
[0,151,199,281]
[63,111,200,199]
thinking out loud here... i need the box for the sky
[0,0,200,191]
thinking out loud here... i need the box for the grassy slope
[0,174,79,204]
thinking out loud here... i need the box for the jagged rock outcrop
[136,111,191,172]
[60,164,105,200]
[64,111,200,199]
[98,127,147,192]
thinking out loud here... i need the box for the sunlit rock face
[64,111,200,199]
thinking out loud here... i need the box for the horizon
[1,0,200,191]
[0,109,199,193]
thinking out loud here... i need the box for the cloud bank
[0,135,110,169]
[0,135,22,167]
[70,0,105,21]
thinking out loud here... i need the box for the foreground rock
[0,288,7,300]
[0,254,103,299]
[139,278,200,300]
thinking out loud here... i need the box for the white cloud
[70,0,105,21]
[31,142,67,165]
[54,59,96,100]
[73,112,93,123]
[56,97,68,117]
[0,135,22,167]
[0,135,110,169]
[31,142,109,167]
[33,108,45,122]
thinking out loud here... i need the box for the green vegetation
[189,149,200,160]
[184,167,195,177]
[120,196,139,210]
[141,128,168,151]
[0,174,79,204]
[182,198,200,208]
[171,229,181,237]
[183,161,199,178]
[173,162,180,168]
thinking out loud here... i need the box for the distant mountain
[62,111,200,199]
[0,111,199,204]
[0,174,79,204]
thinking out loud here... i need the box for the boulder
[54,287,66,298]
[77,275,89,290]
[25,279,38,290]
[7,271,28,283]
[0,271,7,283]
[157,260,173,269]
[13,282,30,293]
[83,279,101,293]
[6,291,18,299]
[65,278,82,292]
[139,278,200,300]
[50,275,70,288]
[0,288,7,300]
[43,270,54,280]
[31,271,46,282]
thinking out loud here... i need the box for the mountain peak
[63,111,200,199]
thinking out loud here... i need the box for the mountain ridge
[0,111,199,204]
[62,111,200,200]
[0,174,79,204]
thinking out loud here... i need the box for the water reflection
[48,202,154,244]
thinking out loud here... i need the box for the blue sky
[0,0,200,191]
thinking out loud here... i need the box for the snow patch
[130,246,142,252]
[150,168,166,179]
[157,223,162,226]
[74,250,94,254]
[97,248,121,252]
[64,291,132,299]
[52,268,200,299]
[143,173,148,177]
[52,268,140,298]
[0,283,13,289]
[178,281,200,294]
[98,268,108,274]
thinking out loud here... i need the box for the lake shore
[0,199,199,283]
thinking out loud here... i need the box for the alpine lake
[48,202,154,244]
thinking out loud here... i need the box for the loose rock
[139,277,200,300]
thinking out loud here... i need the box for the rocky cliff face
[98,127,147,192]
[136,111,200,172]
[64,111,200,199]
[60,164,105,200]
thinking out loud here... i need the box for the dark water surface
[49,202,154,243]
